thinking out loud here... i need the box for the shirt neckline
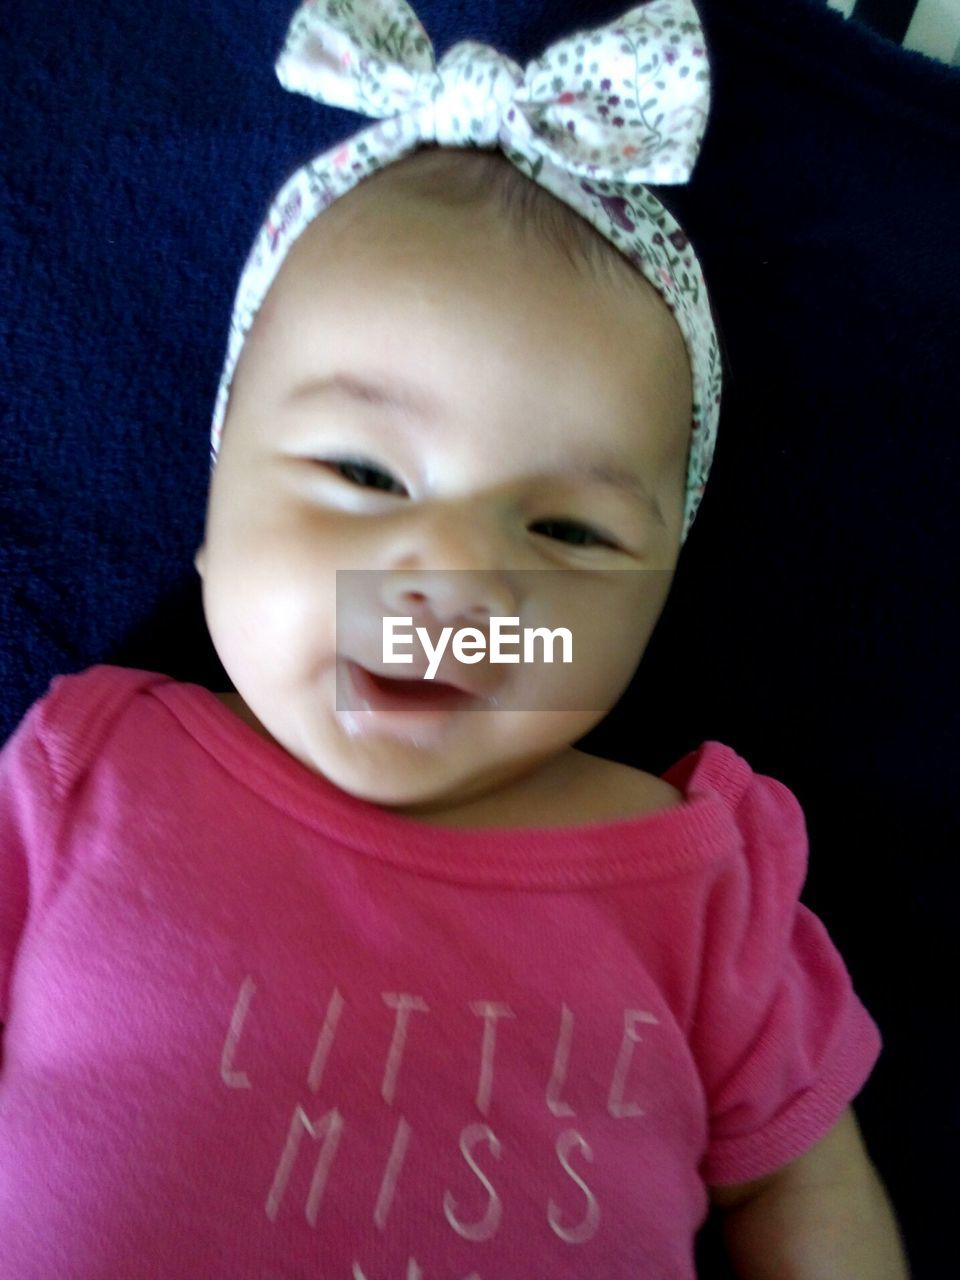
[148,676,745,889]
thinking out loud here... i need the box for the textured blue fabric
[1,2,958,1271]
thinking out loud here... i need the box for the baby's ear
[193,544,207,577]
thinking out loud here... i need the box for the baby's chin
[237,672,605,816]
[290,709,558,819]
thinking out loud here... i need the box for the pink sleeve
[0,694,58,1030]
[695,769,882,1186]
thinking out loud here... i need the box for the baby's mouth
[343,660,478,713]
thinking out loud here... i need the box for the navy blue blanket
[2,1,958,1271]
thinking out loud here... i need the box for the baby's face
[195,172,692,815]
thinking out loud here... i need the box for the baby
[0,1,909,1277]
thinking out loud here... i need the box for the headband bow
[277,0,710,183]
[212,0,721,541]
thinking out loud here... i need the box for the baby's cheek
[255,547,339,649]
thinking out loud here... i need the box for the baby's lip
[337,660,482,723]
[341,655,504,703]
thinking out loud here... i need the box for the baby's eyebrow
[289,371,665,525]
[289,371,439,421]
[560,460,666,527]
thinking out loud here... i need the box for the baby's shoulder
[562,749,684,823]
[8,664,172,801]
[419,748,685,829]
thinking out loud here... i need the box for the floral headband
[210,0,721,542]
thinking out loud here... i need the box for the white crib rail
[827,0,960,67]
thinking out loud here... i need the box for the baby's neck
[386,747,683,830]
[212,692,682,830]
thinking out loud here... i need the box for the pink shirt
[0,666,881,1279]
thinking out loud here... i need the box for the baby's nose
[382,499,520,622]
[382,569,516,629]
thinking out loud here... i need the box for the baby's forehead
[256,267,686,430]
[271,181,679,355]
[283,151,658,292]
[238,162,691,463]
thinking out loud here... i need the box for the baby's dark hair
[371,144,647,293]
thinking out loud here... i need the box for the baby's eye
[324,459,408,496]
[530,519,617,549]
